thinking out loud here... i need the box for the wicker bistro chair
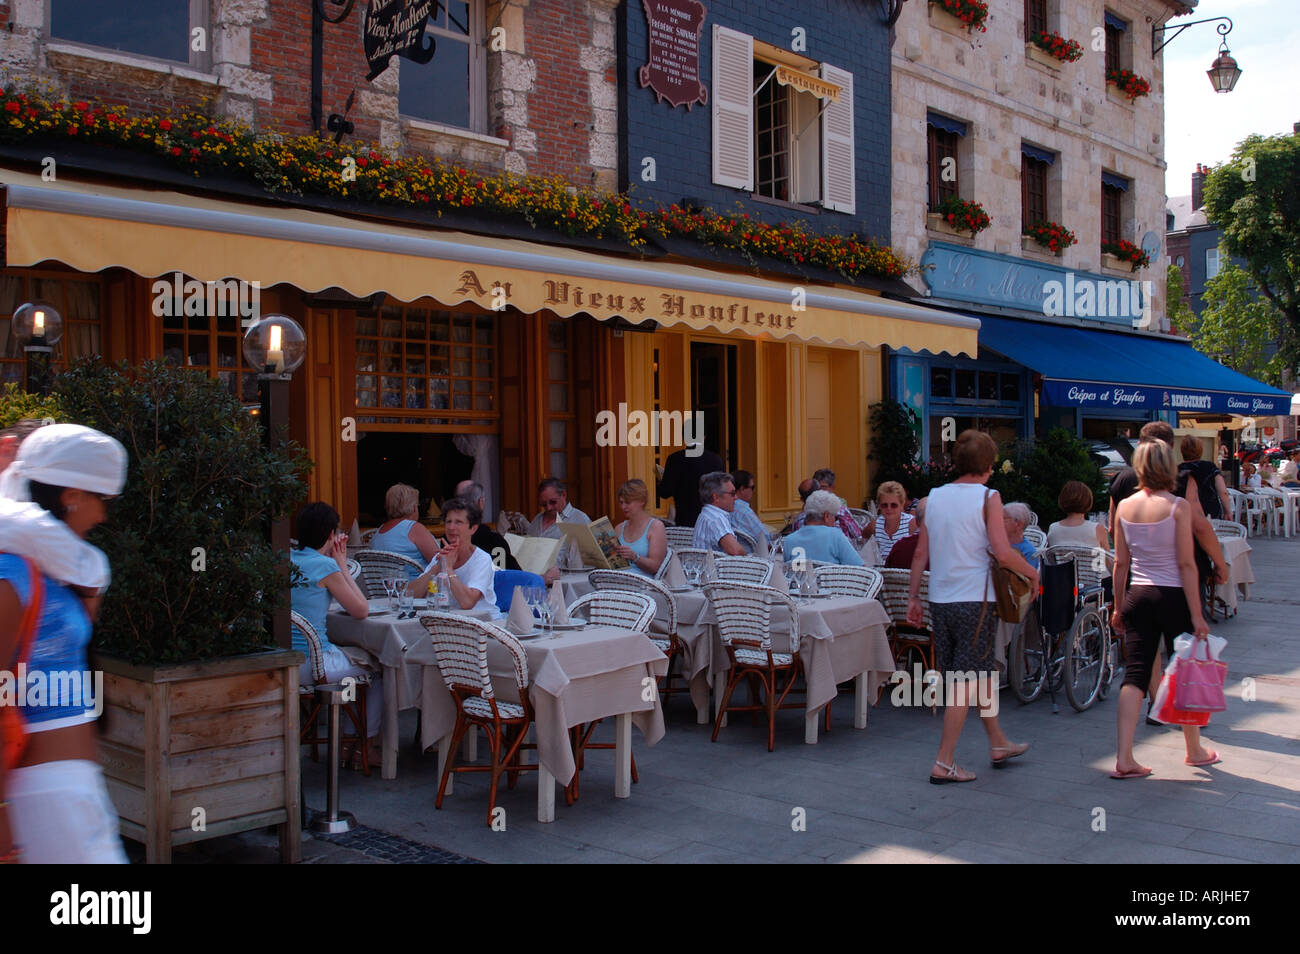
[878,568,935,677]
[848,507,872,530]
[354,549,426,598]
[702,582,805,751]
[1027,511,1040,527]
[588,570,687,701]
[670,547,714,582]
[293,611,374,777]
[732,528,759,555]
[664,526,697,551]
[714,555,775,586]
[1022,525,1047,555]
[562,590,656,795]
[346,558,363,585]
[1211,518,1246,539]
[419,614,541,825]
[812,564,883,601]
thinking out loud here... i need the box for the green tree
[1016,428,1107,525]
[867,399,921,494]
[1189,261,1290,388]
[1165,263,1197,335]
[0,383,64,430]
[1202,131,1300,364]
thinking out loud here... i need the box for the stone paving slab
[159,536,1300,864]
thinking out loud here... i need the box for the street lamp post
[11,301,63,396]
[242,314,307,651]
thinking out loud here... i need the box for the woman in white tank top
[906,430,1039,785]
[1111,441,1213,779]
[1047,480,1109,550]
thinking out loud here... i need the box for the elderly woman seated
[1002,501,1039,570]
[782,490,865,566]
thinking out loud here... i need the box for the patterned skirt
[930,600,1002,674]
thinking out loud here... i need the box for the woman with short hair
[1111,440,1214,778]
[1048,480,1109,550]
[907,430,1038,784]
[866,481,915,562]
[367,483,440,576]
[413,497,496,615]
[612,479,667,577]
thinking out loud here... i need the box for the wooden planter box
[928,2,981,37]
[926,212,977,242]
[95,648,304,864]
[1106,83,1139,107]
[1101,251,1135,273]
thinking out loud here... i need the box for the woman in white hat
[0,423,128,864]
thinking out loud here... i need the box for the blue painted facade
[617,0,892,242]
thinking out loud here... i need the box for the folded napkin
[506,587,534,635]
[663,553,687,588]
[859,536,882,566]
[347,518,362,547]
[566,538,583,569]
[769,562,788,593]
[548,580,570,624]
[703,549,718,581]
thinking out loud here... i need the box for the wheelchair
[1007,545,1119,712]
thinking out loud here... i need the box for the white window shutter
[820,63,855,213]
[712,25,753,191]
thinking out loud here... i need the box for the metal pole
[259,373,292,650]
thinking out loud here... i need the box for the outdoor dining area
[301,537,898,828]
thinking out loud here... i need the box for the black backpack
[1177,461,1223,520]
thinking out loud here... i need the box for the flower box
[1106,68,1151,102]
[1022,234,1061,257]
[1100,239,1151,272]
[928,0,989,35]
[1101,252,1129,272]
[1025,43,1062,72]
[927,212,974,240]
[1027,30,1083,64]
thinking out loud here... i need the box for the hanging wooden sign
[363,0,437,80]
[638,0,708,109]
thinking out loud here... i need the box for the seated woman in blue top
[1002,501,1039,570]
[367,483,440,578]
[0,424,128,864]
[291,502,381,766]
[782,490,865,566]
[611,479,667,577]
[410,497,498,615]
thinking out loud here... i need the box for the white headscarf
[0,423,126,589]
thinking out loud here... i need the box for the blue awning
[977,316,1291,415]
[1104,12,1128,32]
[1101,171,1130,191]
[1021,143,1056,165]
[927,111,967,136]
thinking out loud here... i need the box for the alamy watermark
[0,666,104,719]
[595,402,705,457]
[889,664,1000,716]
[1042,273,1153,329]
[151,272,261,321]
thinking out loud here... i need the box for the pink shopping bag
[1173,638,1227,712]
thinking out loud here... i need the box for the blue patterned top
[291,548,344,656]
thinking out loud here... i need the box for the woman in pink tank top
[1111,440,1213,780]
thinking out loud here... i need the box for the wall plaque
[638,0,708,109]
[363,0,436,81]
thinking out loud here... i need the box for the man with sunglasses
[692,472,746,555]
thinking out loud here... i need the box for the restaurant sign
[363,0,436,80]
[452,269,799,334]
[1041,380,1290,415]
[638,0,708,109]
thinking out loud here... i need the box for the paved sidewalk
[162,536,1300,864]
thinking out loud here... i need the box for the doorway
[690,341,738,470]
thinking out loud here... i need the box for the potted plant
[928,0,989,34]
[1101,238,1151,272]
[1105,68,1151,102]
[1026,30,1083,69]
[1023,220,1077,256]
[927,196,992,238]
[52,359,311,863]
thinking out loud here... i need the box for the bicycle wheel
[1009,602,1046,704]
[1097,626,1120,700]
[1064,608,1106,711]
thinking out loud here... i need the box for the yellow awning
[1,167,977,356]
[773,66,840,102]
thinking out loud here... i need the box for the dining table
[327,598,496,779]
[560,571,894,743]
[408,622,667,823]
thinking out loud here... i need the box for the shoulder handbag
[1,557,44,772]
[982,489,1034,623]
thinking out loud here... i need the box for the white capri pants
[299,644,382,738]
[7,758,127,864]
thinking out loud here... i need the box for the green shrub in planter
[55,360,311,663]
[868,399,922,497]
[1015,428,1108,526]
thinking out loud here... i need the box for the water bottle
[435,572,451,608]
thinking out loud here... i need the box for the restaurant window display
[0,273,104,386]
[160,306,257,405]
[50,0,208,68]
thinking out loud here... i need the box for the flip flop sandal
[930,760,976,784]
[1185,750,1221,767]
[991,742,1030,767]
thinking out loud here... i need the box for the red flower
[66,125,78,135]
[5,101,20,114]
[73,101,88,111]
[158,119,172,131]
[170,146,183,156]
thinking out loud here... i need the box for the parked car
[1088,441,1128,482]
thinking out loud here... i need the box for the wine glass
[383,578,401,613]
